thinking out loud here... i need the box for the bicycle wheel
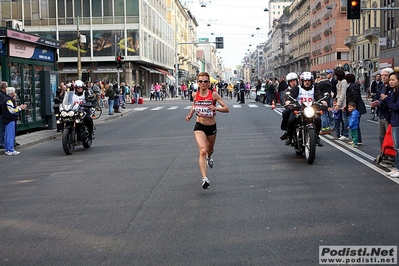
[91,106,102,120]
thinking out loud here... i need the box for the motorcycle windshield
[61,91,76,111]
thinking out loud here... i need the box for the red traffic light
[117,55,122,61]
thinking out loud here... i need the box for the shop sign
[9,39,55,62]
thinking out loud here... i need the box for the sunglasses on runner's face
[198,80,210,83]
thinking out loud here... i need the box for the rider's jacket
[193,90,216,118]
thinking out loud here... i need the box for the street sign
[215,37,224,49]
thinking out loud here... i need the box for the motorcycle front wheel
[62,129,75,155]
[305,128,316,164]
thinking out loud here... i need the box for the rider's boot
[316,136,323,147]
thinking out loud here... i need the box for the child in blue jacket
[347,101,360,147]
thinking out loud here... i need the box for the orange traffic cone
[271,100,276,109]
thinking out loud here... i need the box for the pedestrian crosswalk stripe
[184,106,192,109]
[248,104,258,108]
[232,105,242,108]
[133,107,149,111]
[151,107,164,110]
[168,106,179,110]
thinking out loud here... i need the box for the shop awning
[210,76,218,83]
[154,67,176,83]
[138,65,162,74]
[167,75,176,83]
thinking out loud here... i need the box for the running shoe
[5,151,13,156]
[12,151,20,155]
[207,157,214,168]
[202,178,210,189]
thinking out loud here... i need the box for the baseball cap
[326,69,333,74]
[319,72,328,78]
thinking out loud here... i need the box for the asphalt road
[1,97,398,265]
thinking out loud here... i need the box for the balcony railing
[364,27,380,41]
[344,36,357,47]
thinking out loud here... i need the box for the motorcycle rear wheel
[62,129,75,155]
[305,128,316,164]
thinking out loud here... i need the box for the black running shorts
[194,122,217,136]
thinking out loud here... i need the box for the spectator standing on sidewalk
[92,80,101,109]
[370,68,394,147]
[334,69,349,141]
[2,87,27,155]
[278,76,288,105]
[315,72,332,135]
[0,81,8,149]
[105,84,115,115]
[345,73,367,145]
[239,79,245,104]
[347,102,360,148]
[381,72,399,178]
[133,83,142,105]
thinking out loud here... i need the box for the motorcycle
[56,91,95,155]
[285,92,329,164]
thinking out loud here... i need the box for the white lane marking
[133,107,148,111]
[322,137,399,185]
[274,108,399,185]
[184,106,192,109]
[151,107,164,110]
[167,106,179,110]
[232,105,242,108]
[248,104,258,108]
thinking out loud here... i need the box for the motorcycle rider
[283,71,325,147]
[280,72,300,141]
[72,80,94,139]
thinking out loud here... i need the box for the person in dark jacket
[255,79,262,103]
[2,87,27,155]
[370,68,394,147]
[278,76,288,105]
[105,84,115,115]
[345,73,367,145]
[381,72,399,177]
[239,79,246,104]
[0,81,7,149]
[315,72,332,134]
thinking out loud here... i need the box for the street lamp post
[77,16,82,81]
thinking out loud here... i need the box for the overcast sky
[185,0,270,71]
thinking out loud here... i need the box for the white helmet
[286,72,298,82]
[74,80,84,87]
[300,71,313,81]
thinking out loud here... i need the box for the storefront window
[10,63,23,124]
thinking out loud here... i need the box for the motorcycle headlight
[303,106,315,118]
[60,111,68,117]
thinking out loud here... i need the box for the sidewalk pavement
[15,103,136,149]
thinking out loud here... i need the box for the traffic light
[215,37,224,49]
[347,0,361,19]
[116,53,124,69]
[178,69,183,78]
